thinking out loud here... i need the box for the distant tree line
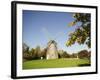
[58,50,91,59]
[23,43,91,61]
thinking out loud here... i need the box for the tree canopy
[66,13,91,48]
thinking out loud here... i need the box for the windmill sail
[41,27,63,59]
[42,27,53,40]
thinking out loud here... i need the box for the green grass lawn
[23,58,90,70]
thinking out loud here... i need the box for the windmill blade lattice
[42,27,54,40]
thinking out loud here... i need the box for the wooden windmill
[46,40,58,59]
[42,27,59,59]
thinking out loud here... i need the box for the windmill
[42,27,64,59]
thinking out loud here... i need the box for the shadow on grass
[78,64,91,67]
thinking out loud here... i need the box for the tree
[58,50,70,58]
[88,51,91,59]
[78,50,89,59]
[29,48,35,58]
[23,43,29,54]
[70,53,78,58]
[34,46,41,59]
[23,43,31,60]
[66,13,91,48]
[41,48,47,59]
[23,43,36,60]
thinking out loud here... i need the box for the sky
[22,10,90,54]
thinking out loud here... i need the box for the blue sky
[22,10,90,54]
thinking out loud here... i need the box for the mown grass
[23,58,90,69]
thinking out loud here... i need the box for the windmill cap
[47,40,57,45]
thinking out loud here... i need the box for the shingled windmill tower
[46,40,58,59]
[42,27,59,59]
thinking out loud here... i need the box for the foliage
[23,43,48,60]
[58,50,70,58]
[23,43,42,60]
[41,48,47,59]
[78,50,90,59]
[70,53,78,58]
[23,43,29,54]
[34,46,41,59]
[66,13,91,48]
